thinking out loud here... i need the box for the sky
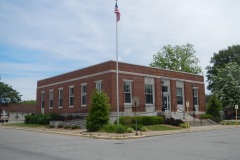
[0,0,240,100]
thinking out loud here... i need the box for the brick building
[36,61,205,121]
[0,104,36,122]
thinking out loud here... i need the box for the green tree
[20,100,36,104]
[206,45,240,91]
[212,62,240,110]
[206,94,223,120]
[150,44,202,74]
[0,78,21,104]
[86,90,111,132]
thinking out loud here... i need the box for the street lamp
[186,101,190,131]
[235,105,238,127]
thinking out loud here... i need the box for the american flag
[114,2,120,22]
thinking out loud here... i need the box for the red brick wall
[36,61,206,114]
[170,80,177,112]
[155,78,162,112]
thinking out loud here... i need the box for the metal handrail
[177,107,185,113]
[176,107,186,119]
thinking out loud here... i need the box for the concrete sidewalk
[0,124,237,140]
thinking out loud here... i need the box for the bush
[70,125,79,130]
[46,124,54,128]
[139,116,164,125]
[164,117,175,125]
[119,116,133,125]
[64,125,71,129]
[179,123,190,128]
[86,90,111,131]
[199,114,213,119]
[126,127,134,133]
[206,94,223,119]
[118,116,164,126]
[57,124,63,128]
[139,126,148,132]
[103,124,127,133]
[131,124,143,131]
[172,119,184,126]
[164,118,184,126]
[25,113,63,125]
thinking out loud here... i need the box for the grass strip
[145,124,180,131]
[2,123,44,128]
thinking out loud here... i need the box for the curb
[0,125,237,140]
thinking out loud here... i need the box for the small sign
[186,101,189,108]
[132,97,140,107]
[235,105,239,110]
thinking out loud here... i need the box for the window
[95,81,102,92]
[124,81,132,104]
[59,88,63,108]
[193,89,198,105]
[41,92,45,109]
[145,84,153,104]
[69,86,74,107]
[49,90,53,109]
[177,88,183,105]
[162,86,168,93]
[81,84,87,106]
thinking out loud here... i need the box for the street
[0,127,240,160]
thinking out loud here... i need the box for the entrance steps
[170,112,217,127]
[188,119,217,127]
[170,112,194,121]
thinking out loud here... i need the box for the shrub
[164,118,184,126]
[103,124,127,133]
[126,127,134,133]
[118,116,164,126]
[220,121,231,125]
[172,119,184,126]
[199,114,213,119]
[70,125,79,130]
[103,124,115,133]
[64,125,71,129]
[46,124,54,128]
[207,94,223,119]
[164,117,175,125]
[115,125,127,133]
[179,123,190,128]
[86,90,111,131]
[57,124,63,128]
[24,113,63,125]
[131,124,143,131]
[140,126,148,132]
[119,116,133,126]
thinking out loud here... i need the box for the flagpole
[116,8,119,125]
[114,0,120,124]
[115,0,120,124]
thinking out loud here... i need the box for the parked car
[0,113,9,123]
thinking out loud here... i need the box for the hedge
[118,116,164,126]
[199,114,213,119]
[164,118,184,126]
[25,113,63,125]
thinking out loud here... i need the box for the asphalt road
[0,127,240,160]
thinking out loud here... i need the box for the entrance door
[163,94,170,111]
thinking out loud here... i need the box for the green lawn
[221,121,240,125]
[145,124,180,131]
[2,123,44,128]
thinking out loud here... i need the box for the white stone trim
[38,69,204,89]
